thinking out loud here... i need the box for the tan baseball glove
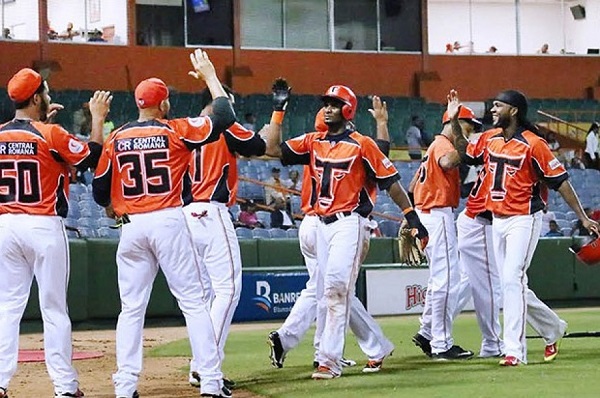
[398,224,427,266]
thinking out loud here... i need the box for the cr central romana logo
[253,281,272,312]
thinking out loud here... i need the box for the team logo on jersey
[382,157,393,169]
[115,136,169,152]
[405,284,427,310]
[252,280,302,314]
[0,142,37,156]
[187,116,207,128]
[68,138,85,154]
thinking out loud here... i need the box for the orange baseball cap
[7,68,43,103]
[135,78,169,109]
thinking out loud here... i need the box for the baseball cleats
[268,331,286,368]
[431,345,474,361]
[341,357,357,367]
[412,333,432,357]
[311,366,340,380]
[201,386,232,398]
[0,387,8,398]
[189,372,235,390]
[499,356,520,367]
[362,359,384,373]
[55,389,84,397]
[545,320,567,362]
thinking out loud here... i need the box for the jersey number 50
[0,160,41,204]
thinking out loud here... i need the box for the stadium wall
[20,237,598,323]
[2,42,600,102]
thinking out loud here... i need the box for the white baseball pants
[184,202,242,367]
[493,211,566,363]
[416,207,460,354]
[0,214,79,395]
[113,207,223,396]
[456,210,504,356]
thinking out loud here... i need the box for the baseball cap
[494,90,528,120]
[135,78,169,109]
[442,105,482,126]
[7,68,43,103]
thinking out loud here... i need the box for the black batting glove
[404,210,429,248]
[272,77,291,111]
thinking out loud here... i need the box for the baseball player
[452,89,599,366]
[0,68,110,398]
[92,50,234,398]
[268,97,395,374]
[410,104,475,360]
[265,81,427,379]
[186,89,266,389]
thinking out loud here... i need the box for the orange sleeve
[169,117,218,148]
[360,136,399,190]
[281,133,316,166]
[49,125,91,166]
[531,137,568,190]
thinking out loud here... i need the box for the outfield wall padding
[20,237,598,324]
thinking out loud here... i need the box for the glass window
[136,0,184,46]
[241,0,282,48]
[185,0,233,46]
[2,0,39,41]
[379,0,422,52]
[333,0,377,51]
[285,0,328,50]
[47,0,127,45]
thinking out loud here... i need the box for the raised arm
[557,180,600,235]
[264,78,291,158]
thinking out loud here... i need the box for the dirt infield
[10,324,263,398]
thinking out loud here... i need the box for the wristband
[403,207,414,215]
[271,111,285,125]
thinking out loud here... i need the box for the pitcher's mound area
[18,350,104,363]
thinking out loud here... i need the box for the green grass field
[149,308,600,398]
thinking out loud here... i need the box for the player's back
[104,119,194,215]
[0,120,72,217]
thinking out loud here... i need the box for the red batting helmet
[442,105,482,126]
[570,236,600,266]
[322,85,357,120]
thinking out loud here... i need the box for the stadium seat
[235,227,253,239]
[252,228,271,239]
[98,217,116,227]
[77,217,98,229]
[286,228,299,238]
[255,211,271,228]
[378,220,400,237]
[269,228,288,239]
[77,227,95,238]
[97,227,120,239]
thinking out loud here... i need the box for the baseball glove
[398,226,427,267]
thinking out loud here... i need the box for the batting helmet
[442,105,482,126]
[570,236,600,266]
[322,85,357,120]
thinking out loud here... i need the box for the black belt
[320,211,352,225]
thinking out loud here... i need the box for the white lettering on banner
[256,281,271,300]
[253,280,302,313]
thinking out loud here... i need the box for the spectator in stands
[47,20,58,40]
[584,122,599,169]
[546,132,560,151]
[453,41,463,52]
[58,22,79,40]
[88,29,106,43]
[265,167,289,205]
[545,220,564,237]
[270,198,296,230]
[72,102,92,136]
[406,115,424,160]
[2,28,13,39]
[445,43,454,53]
[238,201,264,229]
[486,46,498,54]
[571,150,586,170]
[537,43,549,54]
[136,31,149,46]
[572,208,595,236]
[540,206,557,237]
[242,112,256,131]
[287,169,301,192]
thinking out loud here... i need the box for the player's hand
[446,89,462,121]
[105,204,116,219]
[272,78,291,111]
[45,103,64,123]
[582,218,600,236]
[368,95,388,124]
[188,49,216,82]
[404,209,429,248]
[89,90,113,120]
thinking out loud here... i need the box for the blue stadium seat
[255,211,271,228]
[252,228,271,239]
[97,227,120,239]
[269,228,288,239]
[235,227,253,239]
[286,228,299,238]
[98,217,116,227]
[77,217,98,229]
[77,227,95,238]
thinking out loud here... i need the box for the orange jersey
[0,119,91,217]
[414,135,460,210]
[465,167,490,215]
[93,116,220,216]
[466,128,568,216]
[282,129,398,217]
[188,122,265,206]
